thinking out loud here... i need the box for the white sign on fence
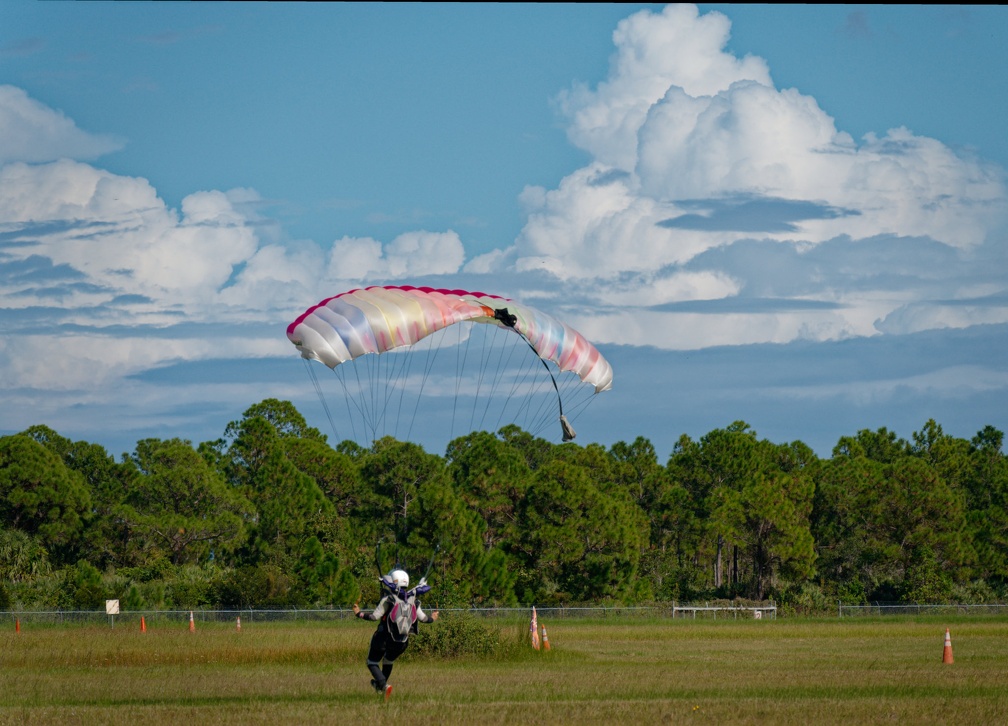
[105,599,119,615]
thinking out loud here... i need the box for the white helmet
[390,569,409,589]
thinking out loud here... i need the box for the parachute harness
[374,540,438,642]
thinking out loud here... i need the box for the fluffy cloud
[520,4,1008,274]
[326,230,465,281]
[558,4,771,170]
[0,160,258,312]
[512,3,1008,346]
[0,123,467,324]
[0,85,123,164]
[2,9,1006,453]
[0,89,475,404]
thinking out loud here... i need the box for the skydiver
[352,568,439,700]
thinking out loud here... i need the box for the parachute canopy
[287,285,613,443]
[287,286,613,393]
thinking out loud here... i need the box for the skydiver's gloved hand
[353,603,363,618]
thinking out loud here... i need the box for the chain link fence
[6,603,771,627]
[8,601,1007,627]
[837,602,1008,617]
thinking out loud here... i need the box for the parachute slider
[560,414,576,442]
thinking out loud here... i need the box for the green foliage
[68,560,105,609]
[121,438,253,566]
[25,426,136,570]
[0,434,92,565]
[1,403,1006,609]
[515,458,645,604]
[0,528,52,583]
[216,564,299,609]
[122,584,145,610]
[162,564,219,609]
[901,548,954,603]
[775,581,835,616]
[408,612,516,659]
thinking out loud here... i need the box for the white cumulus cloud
[0,85,124,164]
[0,160,258,310]
[558,4,771,171]
[511,3,1008,349]
[326,230,465,282]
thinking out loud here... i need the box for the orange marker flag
[530,606,541,650]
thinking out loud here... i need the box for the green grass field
[2,615,1006,724]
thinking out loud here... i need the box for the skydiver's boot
[381,662,394,700]
[368,662,385,692]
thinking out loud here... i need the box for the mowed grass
[1,614,1006,725]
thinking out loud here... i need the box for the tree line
[1,398,1005,612]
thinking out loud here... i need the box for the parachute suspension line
[379,342,405,439]
[450,321,471,443]
[420,541,441,584]
[469,322,508,434]
[405,330,446,444]
[304,358,342,443]
[358,355,379,442]
[525,373,565,438]
[392,338,426,442]
[399,338,432,442]
[490,306,574,440]
[334,365,365,445]
[364,351,378,439]
[520,334,575,441]
[390,346,410,442]
[341,356,366,441]
[467,322,490,433]
[560,375,600,421]
[370,351,395,442]
[383,346,415,441]
[490,337,550,436]
[478,325,525,434]
[369,352,383,439]
[368,351,391,440]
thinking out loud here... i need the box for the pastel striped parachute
[287,285,613,445]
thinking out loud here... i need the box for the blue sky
[2,3,1006,459]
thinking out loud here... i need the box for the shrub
[215,564,298,609]
[408,612,519,659]
[69,560,105,608]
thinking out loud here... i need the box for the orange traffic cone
[140,616,147,633]
[236,616,241,632]
[15,618,20,634]
[541,622,551,651]
[942,628,954,664]
[189,611,195,633]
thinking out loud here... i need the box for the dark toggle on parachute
[287,285,613,444]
